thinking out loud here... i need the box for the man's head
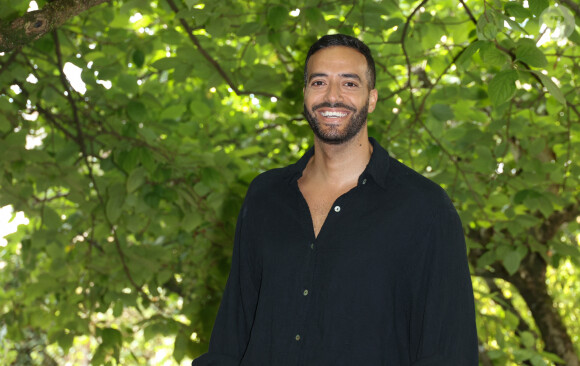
[303,34,378,145]
[304,34,376,90]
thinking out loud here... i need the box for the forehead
[307,46,368,78]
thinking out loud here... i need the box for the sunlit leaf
[488,69,518,105]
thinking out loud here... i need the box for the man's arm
[192,202,260,366]
[409,202,479,366]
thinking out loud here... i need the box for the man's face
[303,46,378,145]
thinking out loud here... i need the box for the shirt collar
[287,137,390,189]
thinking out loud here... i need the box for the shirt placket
[297,181,365,364]
[294,239,315,364]
[289,183,317,364]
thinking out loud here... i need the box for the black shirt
[193,138,478,366]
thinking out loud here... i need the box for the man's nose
[325,81,341,103]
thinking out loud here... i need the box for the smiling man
[192,34,478,366]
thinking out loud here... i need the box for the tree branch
[536,203,579,244]
[400,0,430,112]
[0,0,110,52]
[11,82,79,142]
[558,0,580,18]
[0,49,21,78]
[459,0,477,25]
[164,0,279,99]
[52,31,85,154]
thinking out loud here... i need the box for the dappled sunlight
[0,0,579,364]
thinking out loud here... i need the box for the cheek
[304,93,321,107]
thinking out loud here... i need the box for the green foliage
[1,0,579,364]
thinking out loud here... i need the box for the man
[193,34,478,365]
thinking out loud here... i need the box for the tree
[0,0,579,364]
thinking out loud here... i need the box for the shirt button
[295,334,301,341]
[334,205,341,212]
[362,178,367,185]
[303,289,309,296]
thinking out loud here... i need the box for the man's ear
[368,89,378,113]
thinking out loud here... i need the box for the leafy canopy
[0,0,579,364]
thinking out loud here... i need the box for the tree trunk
[507,252,579,366]
[0,0,109,52]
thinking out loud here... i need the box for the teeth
[320,111,347,117]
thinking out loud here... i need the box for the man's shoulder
[250,165,291,186]
[245,164,295,198]
[386,157,454,211]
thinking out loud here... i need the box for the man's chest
[297,182,356,238]
[251,190,418,277]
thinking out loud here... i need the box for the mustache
[312,102,356,112]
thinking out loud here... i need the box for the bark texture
[507,252,579,366]
[468,203,580,365]
[0,0,109,52]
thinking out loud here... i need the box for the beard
[304,99,369,145]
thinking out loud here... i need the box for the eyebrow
[308,73,362,82]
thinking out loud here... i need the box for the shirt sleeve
[409,202,479,366]
[192,200,260,366]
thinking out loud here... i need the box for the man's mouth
[320,111,348,118]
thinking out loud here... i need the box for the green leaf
[267,5,288,29]
[42,207,62,229]
[161,104,187,120]
[430,103,454,121]
[117,74,139,94]
[569,30,580,45]
[504,17,529,35]
[0,114,10,132]
[477,10,503,41]
[106,183,126,223]
[190,100,211,118]
[126,167,146,193]
[513,348,533,363]
[540,351,566,364]
[56,331,74,353]
[127,100,148,122]
[477,250,497,268]
[551,241,580,258]
[206,17,231,37]
[173,332,189,363]
[383,17,403,30]
[502,249,523,275]
[520,331,535,348]
[304,8,327,34]
[488,70,518,106]
[480,42,509,67]
[117,148,140,171]
[132,49,145,68]
[151,57,183,70]
[182,210,203,232]
[364,2,390,30]
[516,39,547,68]
[456,41,483,69]
[528,0,549,17]
[101,327,122,348]
[505,3,532,19]
[532,71,566,105]
[237,22,262,37]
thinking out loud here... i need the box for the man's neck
[305,131,372,187]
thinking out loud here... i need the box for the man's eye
[311,81,324,86]
[345,82,358,87]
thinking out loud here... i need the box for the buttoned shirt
[192,138,478,365]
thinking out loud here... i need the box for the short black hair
[304,34,376,90]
